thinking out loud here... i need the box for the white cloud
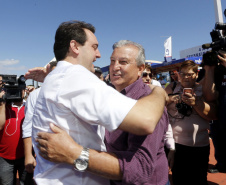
[0,59,20,66]
[0,59,28,76]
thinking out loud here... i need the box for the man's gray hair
[112,40,145,66]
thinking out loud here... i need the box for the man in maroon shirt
[105,40,169,185]
[35,40,170,185]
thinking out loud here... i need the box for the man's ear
[70,40,79,55]
[138,64,145,77]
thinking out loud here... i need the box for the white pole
[213,0,224,23]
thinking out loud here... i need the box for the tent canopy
[151,57,202,74]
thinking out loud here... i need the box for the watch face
[75,159,88,171]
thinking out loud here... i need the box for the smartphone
[183,88,193,95]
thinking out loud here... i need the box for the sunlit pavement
[169,139,226,185]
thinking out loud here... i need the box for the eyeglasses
[179,72,195,78]
[142,72,152,78]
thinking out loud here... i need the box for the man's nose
[112,61,121,70]
[96,49,101,58]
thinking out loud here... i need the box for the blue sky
[0,0,226,80]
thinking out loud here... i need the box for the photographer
[165,60,217,185]
[0,75,34,185]
[203,49,226,173]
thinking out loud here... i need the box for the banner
[164,36,172,62]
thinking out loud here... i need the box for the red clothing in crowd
[0,103,25,160]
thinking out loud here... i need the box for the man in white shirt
[25,20,167,185]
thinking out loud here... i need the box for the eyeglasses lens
[143,72,151,78]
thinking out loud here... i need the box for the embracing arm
[119,86,167,135]
[37,123,122,180]
[37,123,161,182]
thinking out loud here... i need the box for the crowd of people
[0,20,225,185]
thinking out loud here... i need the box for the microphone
[202,43,212,49]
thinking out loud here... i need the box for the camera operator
[0,75,34,185]
[202,49,226,173]
[165,60,217,185]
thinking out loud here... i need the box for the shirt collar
[120,78,144,95]
[11,99,26,108]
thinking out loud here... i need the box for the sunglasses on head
[142,72,152,78]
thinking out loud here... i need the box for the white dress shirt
[32,61,137,185]
[151,79,162,87]
[22,88,41,138]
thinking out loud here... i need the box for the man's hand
[36,123,82,165]
[24,64,51,82]
[26,86,35,95]
[25,155,36,173]
[218,50,226,68]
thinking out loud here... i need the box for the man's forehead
[84,29,98,43]
[111,49,136,59]
[110,55,129,60]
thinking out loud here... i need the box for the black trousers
[172,143,210,185]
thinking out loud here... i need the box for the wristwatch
[74,147,89,172]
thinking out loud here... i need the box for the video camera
[202,9,226,66]
[0,74,26,102]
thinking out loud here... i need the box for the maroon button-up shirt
[105,78,169,185]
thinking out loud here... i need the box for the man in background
[22,61,57,174]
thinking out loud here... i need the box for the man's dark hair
[94,66,102,74]
[54,20,95,61]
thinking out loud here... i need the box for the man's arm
[37,123,123,180]
[25,67,167,135]
[24,137,36,173]
[119,86,167,135]
[202,66,218,102]
[0,91,6,130]
[24,64,50,82]
[37,122,164,182]
[202,50,226,102]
